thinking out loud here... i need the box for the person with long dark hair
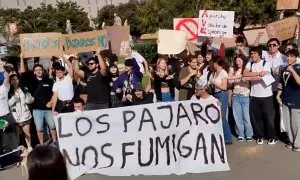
[228,54,253,142]
[26,145,68,180]
[210,57,233,144]
[8,74,34,151]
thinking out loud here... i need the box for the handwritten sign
[63,30,108,54]
[174,18,199,42]
[158,30,187,55]
[20,33,63,58]
[277,0,299,10]
[199,10,235,38]
[54,100,230,180]
[266,17,298,41]
[106,26,130,56]
[244,28,269,45]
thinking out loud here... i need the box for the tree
[94,1,143,36]
[138,0,278,33]
[17,2,91,34]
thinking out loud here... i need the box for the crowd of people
[0,35,300,160]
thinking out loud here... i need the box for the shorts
[32,110,56,132]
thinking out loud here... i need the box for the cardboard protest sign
[174,18,199,42]
[213,37,236,48]
[244,28,269,45]
[63,30,109,54]
[158,29,187,54]
[199,10,235,38]
[277,0,299,10]
[266,17,298,41]
[105,26,130,56]
[20,33,63,58]
[54,100,230,180]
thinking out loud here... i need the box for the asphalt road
[1,140,300,180]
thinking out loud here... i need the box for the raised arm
[73,55,85,79]
[96,50,107,76]
[19,54,26,73]
[61,55,74,78]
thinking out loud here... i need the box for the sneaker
[256,139,264,145]
[246,137,253,142]
[293,147,300,152]
[237,137,245,142]
[285,144,293,149]
[267,139,277,145]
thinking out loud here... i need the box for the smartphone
[0,149,23,170]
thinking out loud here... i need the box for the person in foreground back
[26,145,68,180]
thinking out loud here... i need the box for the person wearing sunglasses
[262,38,288,140]
[73,50,110,110]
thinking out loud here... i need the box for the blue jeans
[32,110,56,132]
[232,94,253,138]
[214,91,232,144]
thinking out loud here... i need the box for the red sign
[174,18,198,42]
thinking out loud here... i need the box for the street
[1,140,300,180]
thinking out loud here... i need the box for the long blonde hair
[156,57,169,76]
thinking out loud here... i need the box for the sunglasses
[88,62,95,65]
[268,44,278,47]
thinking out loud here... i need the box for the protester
[190,79,213,100]
[8,74,34,151]
[113,58,143,103]
[235,36,249,57]
[108,64,121,107]
[244,46,276,145]
[277,49,300,151]
[20,57,57,145]
[153,57,175,102]
[228,54,253,141]
[26,145,68,180]
[262,38,287,139]
[122,82,154,106]
[0,68,19,153]
[73,98,85,112]
[74,51,110,110]
[51,62,74,115]
[178,56,198,100]
[209,57,232,144]
[131,46,149,75]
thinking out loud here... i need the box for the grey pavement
[1,140,300,180]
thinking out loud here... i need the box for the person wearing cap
[113,58,143,105]
[190,79,212,100]
[122,82,154,106]
[73,49,110,110]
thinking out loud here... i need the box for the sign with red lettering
[174,18,198,42]
[198,10,235,38]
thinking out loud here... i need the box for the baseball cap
[124,58,135,67]
[134,83,144,91]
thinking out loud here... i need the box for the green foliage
[133,41,158,63]
[93,2,142,36]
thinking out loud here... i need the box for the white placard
[198,10,235,38]
[54,100,230,180]
[158,29,187,55]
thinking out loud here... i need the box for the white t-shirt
[131,51,145,74]
[52,75,74,101]
[245,60,273,98]
[211,69,228,92]
[0,85,9,116]
[262,51,287,91]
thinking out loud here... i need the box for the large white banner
[54,100,230,180]
[199,10,235,38]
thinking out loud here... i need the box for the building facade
[0,0,128,18]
